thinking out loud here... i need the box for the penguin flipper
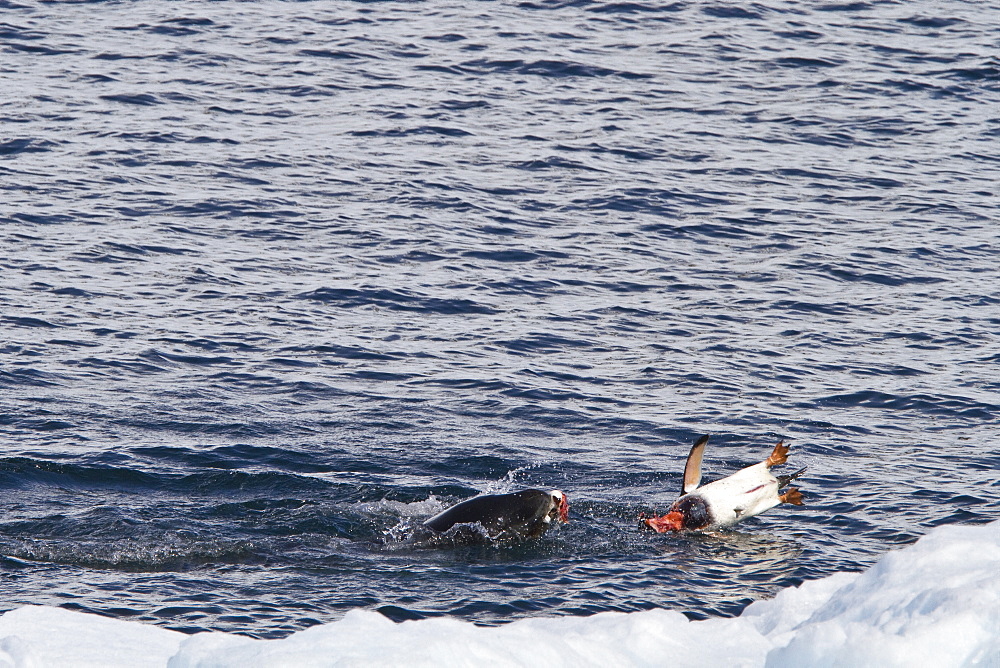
[682,435,709,494]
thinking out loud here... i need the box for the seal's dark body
[423,489,557,539]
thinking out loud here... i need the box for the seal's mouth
[549,491,570,523]
[558,493,570,523]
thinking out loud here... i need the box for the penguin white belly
[694,462,781,528]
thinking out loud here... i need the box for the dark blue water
[1,0,998,640]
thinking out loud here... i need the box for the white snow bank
[0,605,184,668]
[745,522,1000,668]
[1,520,996,668]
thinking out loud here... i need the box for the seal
[642,435,805,533]
[422,488,569,540]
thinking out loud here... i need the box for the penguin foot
[765,441,789,468]
[779,487,803,506]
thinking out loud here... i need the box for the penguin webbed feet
[779,487,804,506]
[765,440,790,468]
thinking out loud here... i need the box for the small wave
[74,357,166,375]
[498,332,604,354]
[813,391,997,421]
[816,3,874,12]
[146,25,200,37]
[349,125,473,138]
[0,458,159,492]
[140,349,235,367]
[800,263,947,287]
[0,369,64,388]
[6,212,75,224]
[0,23,45,40]
[513,156,603,171]
[772,56,843,69]
[383,520,539,550]
[299,48,371,60]
[898,15,965,29]
[702,5,763,20]
[121,416,280,438]
[460,57,651,80]
[483,278,563,296]
[297,287,496,315]
[0,536,264,571]
[99,93,162,106]
[587,2,685,15]
[277,344,404,362]
[931,61,1000,82]
[103,241,192,256]
[2,315,63,329]
[411,377,512,392]
[462,249,540,263]
[0,138,59,156]
[4,42,77,55]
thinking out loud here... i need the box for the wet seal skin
[420,489,570,541]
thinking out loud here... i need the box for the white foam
[1,520,995,668]
[356,495,447,519]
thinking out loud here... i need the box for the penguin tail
[779,487,804,506]
[776,466,806,488]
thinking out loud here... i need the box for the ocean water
[1,0,998,640]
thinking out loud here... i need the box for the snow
[1,520,997,668]
[0,605,184,668]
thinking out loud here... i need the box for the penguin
[642,435,805,533]
[422,488,569,540]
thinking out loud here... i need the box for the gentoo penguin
[423,489,569,540]
[642,436,804,533]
